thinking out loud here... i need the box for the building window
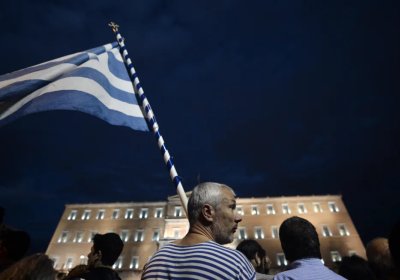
[120,230,129,242]
[322,225,332,237]
[328,202,339,213]
[134,230,144,242]
[277,253,288,266]
[313,202,322,213]
[96,209,105,220]
[236,206,244,215]
[238,227,247,240]
[174,207,182,217]
[282,203,291,214]
[139,208,148,219]
[113,257,123,269]
[338,224,350,236]
[58,231,68,243]
[154,208,163,218]
[112,209,120,219]
[74,232,83,243]
[88,231,97,242]
[65,257,73,269]
[79,255,88,265]
[266,204,275,215]
[254,227,264,239]
[125,209,134,219]
[348,250,357,256]
[67,210,77,220]
[130,256,139,269]
[331,251,342,262]
[81,210,91,220]
[51,257,58,269]
[173,228,180,238]
[152,229,160,241]
[271,226,279,239]
[251,205,259,215]
[297,203,307,214]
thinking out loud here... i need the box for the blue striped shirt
[141,241,256,280]
[273,258,347,280]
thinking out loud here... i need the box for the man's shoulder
[81,267,121,280]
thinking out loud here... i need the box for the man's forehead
[221,188,236,203]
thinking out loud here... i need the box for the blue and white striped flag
[0,42,149,131]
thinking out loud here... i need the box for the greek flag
[0,42,149,131]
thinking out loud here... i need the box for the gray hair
[187,182,235,226]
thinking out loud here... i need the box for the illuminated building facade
[46,194,365,279]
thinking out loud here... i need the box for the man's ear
[201,204,214,222]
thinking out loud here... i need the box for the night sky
[0,1,399,253]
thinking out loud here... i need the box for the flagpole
[109,22,188,215]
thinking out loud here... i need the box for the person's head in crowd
[338,255,377,280]
[187,182,242,245]
[279,216,321,262]
[88,232,124,267]
[389,220,400,271]
[0,227,30,271]
[0,253,56,280]
[366,237,393,279]
[236,239,271,274]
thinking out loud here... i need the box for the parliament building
[46,193,365,280]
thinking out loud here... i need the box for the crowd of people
[0,182,399,280]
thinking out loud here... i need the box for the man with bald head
[366,237,393,280]
[141,182,256,280]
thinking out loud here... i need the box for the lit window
[251,205,259,215]
[277,253,288,266]
[152,229,160,241]
[238,227,247,240]
[96,209,105,220]
[282,203,291,214]
[130,256,139,269]
[271,226,279,239]
[120,230,129,242]
[125,209,134,219]
[67,210,77,220]
[236,206,244,215]
[266,204,275,215]
[112,209,120,219]
[173,228,180,238]
[313,202,322,213]
[65,257,73,269]
[338,224,350,236]
[113,257,123,269]
[254,227,264,239]
[322,225,332,237]
[74,232,83,243]
[58,231,68,243]
[331,251,342,262]
[297,203,307,214]
[81,210,91,220]
[88,231,97,242]
[174,207,182,217]
[154,208,163,218]
[134,230,144,242]
[51,257,58,269]
[139,208,148,219]
[79,255,88,265]
[328,202,339,213]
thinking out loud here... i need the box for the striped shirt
[141,241,256,280]
[273,258,347,280]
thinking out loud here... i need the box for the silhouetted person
[141,182,256,279]
[0,227,30,272]
[274,216,345,280]
[66,232,123,280]
[389,220,400,280]
[237,239,273,280]
[338,255,377,280]
[0,253,56,280]
[366,237,394,280]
